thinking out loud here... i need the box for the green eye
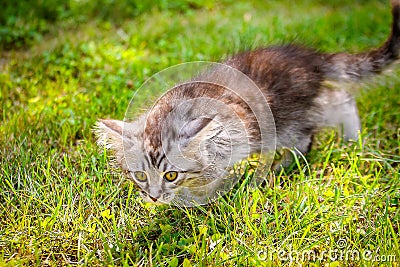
[133,171,147,182]
[164,171,178,182]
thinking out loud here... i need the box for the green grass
[1,0,399,266]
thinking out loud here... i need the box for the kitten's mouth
[148,196,171,206]
[141,191,173,205]
[140,190,160,203]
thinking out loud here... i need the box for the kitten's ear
[94,119,125,150]
[179,117,213,140]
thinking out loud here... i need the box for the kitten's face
[96,113,241,206]
[123,135,219,205]
[96,109,251,206]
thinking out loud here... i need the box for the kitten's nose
[148,187,162,202]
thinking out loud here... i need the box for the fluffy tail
[324,0,400,82]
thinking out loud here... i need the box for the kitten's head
[95,91,253,206]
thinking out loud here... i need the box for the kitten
[95,1,400,206]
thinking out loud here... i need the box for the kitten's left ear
[179,117,213,140]
[94,119,125,150]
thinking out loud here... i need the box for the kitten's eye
[133,171,147,182]
[164,171,178,182]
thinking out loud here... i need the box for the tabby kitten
[95,1,400,206]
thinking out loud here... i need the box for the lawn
[1,0,399,266]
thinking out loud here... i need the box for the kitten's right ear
[179,117,213,140]
[94,119,125,150]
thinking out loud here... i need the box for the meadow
[0,0,399,266]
